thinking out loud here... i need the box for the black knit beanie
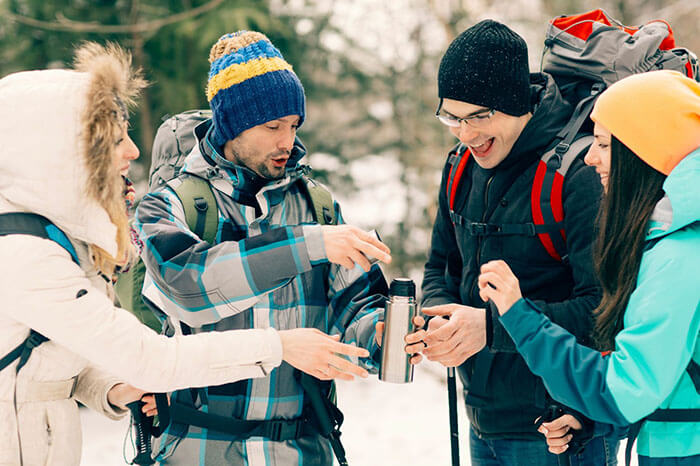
[438,20,531,116]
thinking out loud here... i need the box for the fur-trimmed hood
[0,43,144,257]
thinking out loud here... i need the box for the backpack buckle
[267,419,303,441]
[468,222,500,236]
[193,197,208,213]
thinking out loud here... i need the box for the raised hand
[478,260,522,315]
[321,225,391,271]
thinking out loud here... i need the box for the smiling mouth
[469,138,494,157]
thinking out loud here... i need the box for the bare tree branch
[3,0,225,34]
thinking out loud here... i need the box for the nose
[277,128,296,154]
[124,134,140,161]
[456,122,480,144]
[583,146,597,167]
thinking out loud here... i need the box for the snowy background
[81,360,638,465]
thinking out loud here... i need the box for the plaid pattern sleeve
[325,205,388,372]
[134,186,327,327]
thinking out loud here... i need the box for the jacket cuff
[489,300,518,353]
[302,224,328,264]
[485,304,494,348]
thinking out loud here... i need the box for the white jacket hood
[0,43,145,257]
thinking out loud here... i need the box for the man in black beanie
[418,19,618,465]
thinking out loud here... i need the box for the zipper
[470,175,494,302]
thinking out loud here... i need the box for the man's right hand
[279,328,370,381]
[420,304,487,367]
[321,225,391,271]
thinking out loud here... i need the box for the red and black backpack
[445,8,699,263]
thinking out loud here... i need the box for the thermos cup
[379,278,417,383]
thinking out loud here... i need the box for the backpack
[0,213,80,374]
[114,110,338,331]
[541,12,700,465]
[446,8,699,263]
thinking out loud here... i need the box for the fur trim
[74,42,146,274]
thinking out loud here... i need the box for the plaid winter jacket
[134,123,387,466]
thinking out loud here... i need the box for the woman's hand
[106,383,145,411]
[477,260,523,315]
[536,414,583,455]
[279,328,371,381]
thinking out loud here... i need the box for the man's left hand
[420,304,487,367]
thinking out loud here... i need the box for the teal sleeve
[499,298,629,426]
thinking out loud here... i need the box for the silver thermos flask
[379,278,417,383]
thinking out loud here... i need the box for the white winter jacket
[0,45,282,465]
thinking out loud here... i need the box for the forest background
[1,0,698,284]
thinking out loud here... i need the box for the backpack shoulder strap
[446,144,471,214]
[0,212,79,374]
[531,134,593,262]
[168,174,219,244]
[0,212,79,264]
[301,176,337,225]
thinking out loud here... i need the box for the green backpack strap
[169,174,219,244]
[302,177,337,225]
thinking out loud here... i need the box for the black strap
[165,400,317,441]
[0,213,79,374]
[0,331,48,373]
[449,215,564,237]
[0,212,79,264]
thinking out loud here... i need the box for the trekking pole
[126,401,155,466]
[447,367,460,466]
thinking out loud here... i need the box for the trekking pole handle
[126,400,155,466]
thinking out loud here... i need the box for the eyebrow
[442,107,491,119]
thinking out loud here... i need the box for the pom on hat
[206,31,306,146]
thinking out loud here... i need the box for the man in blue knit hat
[135,31,392,465]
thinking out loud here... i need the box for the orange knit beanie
[590,70,700,175]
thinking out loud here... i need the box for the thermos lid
[389,278,415,297]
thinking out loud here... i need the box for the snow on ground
[81,360,637,465]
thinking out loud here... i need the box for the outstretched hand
[478,260,522,315]
[321,225,391,271]
[279,328,370,381]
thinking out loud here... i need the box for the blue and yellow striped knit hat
[206,31,305,146]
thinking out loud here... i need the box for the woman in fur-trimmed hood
[0,42,363,466]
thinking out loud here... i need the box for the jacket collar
[647,147,700,240]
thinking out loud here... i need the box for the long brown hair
[593,136,666,350]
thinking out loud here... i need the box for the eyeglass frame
[434,100,495,128]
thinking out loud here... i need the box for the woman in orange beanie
[477,70,700,465]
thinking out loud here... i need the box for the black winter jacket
[422,73,603,439]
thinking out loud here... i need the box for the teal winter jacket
[499,148,700,458]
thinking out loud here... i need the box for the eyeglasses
[435,103,495,129]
